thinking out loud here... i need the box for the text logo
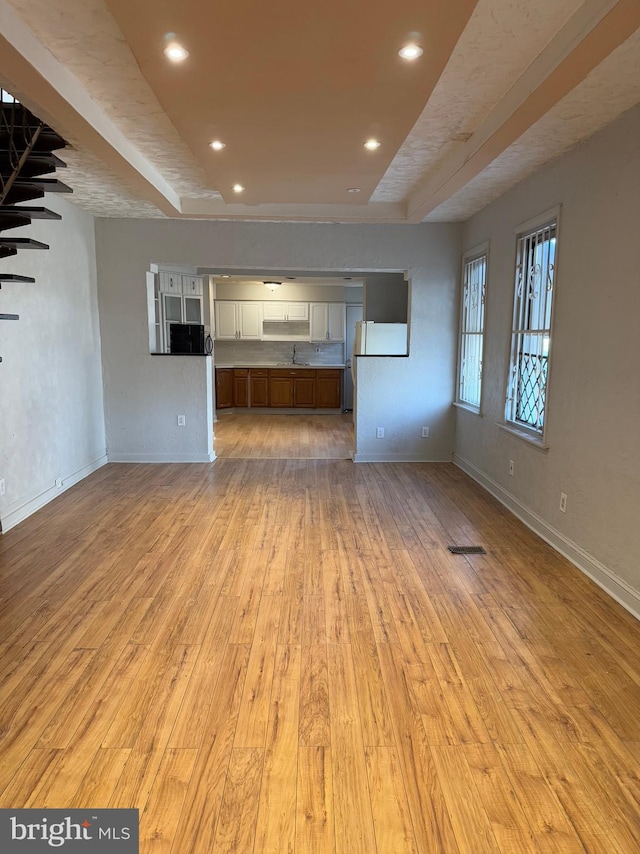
[0,810,138,851]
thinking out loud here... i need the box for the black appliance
[169,323,205,354]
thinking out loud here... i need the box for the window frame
[503,206,561,444]
[456,241,489,414]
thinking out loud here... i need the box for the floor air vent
[447,546,486,555]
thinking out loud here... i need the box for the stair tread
[0,238,49,249]
[0,137,68,154]
[1,206,62,220]
[11,178,72,193]
[0,152,66,165]
[0,274,36,282]
[0,212,32,230]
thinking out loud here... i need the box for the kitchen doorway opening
[203,266,409,461]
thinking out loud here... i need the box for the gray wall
[0,195,106,531]
[455,103,640,614]
[95,220,462,463]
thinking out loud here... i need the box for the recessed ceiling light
[364,139,381,151]
[347,187,361,193]
[232,184,244,193]
[209,140,225,151]
[164,41,189,63]
[398,43,423,60]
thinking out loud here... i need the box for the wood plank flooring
[214,413,354,458]
[1,452,640,852]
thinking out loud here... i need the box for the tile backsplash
[215,340,345,365]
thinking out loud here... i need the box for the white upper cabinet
[285,302,309,321]
[310,303,345,341]
[159,272,183,294]
[238,302,262,338]
[262,302,309,321]
[215,301,239,339]
[183,275,203,296]
[159,272,204,296]
[215,301,263,339]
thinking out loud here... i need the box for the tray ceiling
[0,0,638,223]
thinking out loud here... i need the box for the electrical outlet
[315,346,320,353]
[376,427,384,438]
[0,478,5,496]
[559,492,567,513]
[177,415,186,426]
[421,426,429,438]
[509,460,515,476]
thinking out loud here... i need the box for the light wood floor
[1,458,640,853]
[214,413,354,459]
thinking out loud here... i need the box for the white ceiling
[0,0,638,224]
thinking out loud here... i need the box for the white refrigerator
[353,321,407,355]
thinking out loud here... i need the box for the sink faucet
[292,344,297,364]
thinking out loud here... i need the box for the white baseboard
[453,453,640,622]
[1,454,108,533]
[353,453,450,463]
[107,452,216,463]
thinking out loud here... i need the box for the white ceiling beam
[0,0,181,216]
[406,0,640,223]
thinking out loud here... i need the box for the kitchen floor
[214,413,354,459]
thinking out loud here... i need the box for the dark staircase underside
[1,91,71,290]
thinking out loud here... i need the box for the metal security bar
[506,220,557,433]
[458,252,486,409]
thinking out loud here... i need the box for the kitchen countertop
[215,363,346,369]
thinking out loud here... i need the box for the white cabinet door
[215,301,262,339]
[184,296,203,324]
[184,276,203,296]
[215,301,240,339]
[238,302,262,339]
[162,293,183,352]
[287,302,309,321]
[310,303,329,341]
[159,272,183,294]
[310,303,346,341]
[263,302,288,321]
[328,303,346,341]
[262,302,309,321]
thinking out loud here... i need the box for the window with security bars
[457,248,487,410]
[506,215,558,435]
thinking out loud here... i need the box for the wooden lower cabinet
[250,370,269,407]
[269,376,294,407]
[233,369,249,407]
[216,367,343,409]
[293,376,316,407]
[215,368,233,409]
[316,369,342,409]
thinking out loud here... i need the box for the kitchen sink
[276,361,311,366]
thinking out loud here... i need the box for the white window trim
[456,240,489,415]
[502,205,561,446]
